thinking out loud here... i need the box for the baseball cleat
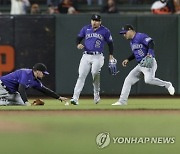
[112,101,127,106]
[167,83,175,95]
[94,93,100,104]
[94,97,100,104]
[70,99,79,105]
[0,98,9,106]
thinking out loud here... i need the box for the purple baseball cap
[119,24,134,34]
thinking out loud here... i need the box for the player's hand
[147,53,152,57]
[109,55,114,61]
[59,96,68,102]
[122,59,129,67]
[24,101,31,106]
[77,44,84,49]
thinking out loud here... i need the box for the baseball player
[71,14,116,105]
[112,24,175,105]
[0,63,67,106]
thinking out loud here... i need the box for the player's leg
[0,84,10,106]
[112,65,141,105]
[91,54,104,104]
[142,58,175,95]
[71,54,91,104]
[6,92,26,105]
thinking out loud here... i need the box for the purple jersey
[78,24,113,53]
[130,32,154,62]
[0,69,43,93]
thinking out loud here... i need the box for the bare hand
[59,96,68,102]
[109,55,114,61]
[77,44,84,49]
[147,53,152,57]
[122,59,129,67]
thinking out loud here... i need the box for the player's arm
[127,53,135,61]
[147,40,155,55]
[76,36,84,49]
[18,84,30,105]
[107,41,115,60]
[36,86,67,101]
[76,26,86,49]
[76,36,83,45]
[122,54,135,67]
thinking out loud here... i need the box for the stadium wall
[0,14,179,96]
[56,14,178,95]
[0,15,55,95]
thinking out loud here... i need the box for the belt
[84,51,102,55]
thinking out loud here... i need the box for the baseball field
[0,97,180,154]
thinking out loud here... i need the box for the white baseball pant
[72,53,104,101]
[119,58,171,104]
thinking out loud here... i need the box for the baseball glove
[140,56,153,68]
[31,99,45,106]
[108,58,119,75]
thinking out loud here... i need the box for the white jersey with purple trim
[78,24,113,53]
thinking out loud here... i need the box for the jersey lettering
[86,33,103,40]
[131,44,143,51]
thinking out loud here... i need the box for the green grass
[0,97,180,110]
[0,112,180,154]
[0,98,180,154]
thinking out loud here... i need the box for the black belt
[84,51,102,55]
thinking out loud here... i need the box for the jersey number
[95,40,101,48]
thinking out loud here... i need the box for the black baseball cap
[160,0,167,3]
[33,63,49,75]
[91,14,101,21]
[119,24,134,34]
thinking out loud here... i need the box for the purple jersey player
[71,14,116,105]
[0,63,67,106]
[112,24,175,105]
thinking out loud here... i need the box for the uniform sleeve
[76,36,84,45]
[18,84,28,103]
[18,72,29,86]
[104,29,113,43]
[105,29,114,54]
[35,85,60,99]
[142,35,153,46]
[127,53,135,61]
[77,26,86,38]
[107,42,114,55]
[147,40,155,55]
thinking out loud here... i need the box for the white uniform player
[112,24,175,105]
[71,14,115,105]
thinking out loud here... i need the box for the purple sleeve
[18,73,28,85]
[19,72,42,89]
[142,34,153,46]
[78,26,86,38]
[33,82,43,89]
[104,29,113,43]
